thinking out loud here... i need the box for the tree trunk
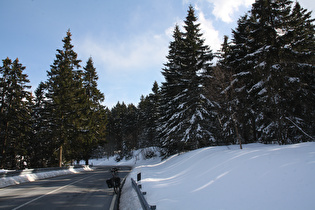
[234,123,242,149]
[1,121,9,168]
[59,145,63,167]
[252,115,257,142]
[232,114,242,149]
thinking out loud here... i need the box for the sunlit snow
[120,143,315,210]
[1,143,314,210]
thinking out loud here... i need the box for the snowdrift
[1,143,314,209]
[121,143,315,210]
[0,166,93,188]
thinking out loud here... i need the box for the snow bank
[2,144,314,209]
[121,142,315,210]
[82,147,161,167]
[0,165,93,188]
[0,147,159,189]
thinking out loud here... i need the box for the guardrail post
[137,172,142,189]
[131,178,156,210]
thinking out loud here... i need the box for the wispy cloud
[205,0,314,23]
[206,0,254,23]
[77,32,169,75]
[76,31,170,108]
[78,0,251,75]
[164,7,221,53]
[195,6,221,52]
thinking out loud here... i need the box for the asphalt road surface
[0,166,131,210]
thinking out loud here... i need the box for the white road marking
[12,174,98,210]
[109,194,117,210]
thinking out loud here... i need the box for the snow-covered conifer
[159,6,216,156]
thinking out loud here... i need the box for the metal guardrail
[131,177,156,210]
[110,176,128,210]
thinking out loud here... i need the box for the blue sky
[1,0,314,108]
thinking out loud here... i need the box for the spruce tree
[45,30,82,166]
[223,13,258,145]
[0,58,32,169]
[211,36,237,145]
[30,82,51,167]
[138,95,150,147]
[124,104,139,155]
[138,81,160,147]
[158,25,184,154]
[222,0,314,144]
[106,102,139,161]
[107,102,128,160]
[279,2,315,142]
[159,6,216,156]
[245,0,292,144]
[78,57,106,165]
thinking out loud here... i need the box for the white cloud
[207,0,254,23]
[206,0,314,23]
[195,6,221,52]
[77,32,168,74]
[163,7,221,55]
[76,31,171,108]
[165,25,175,39]
[298,0,315,17]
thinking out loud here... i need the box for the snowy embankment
[119,143,315,210]
[0,166,93,188]
[1,143,314,209]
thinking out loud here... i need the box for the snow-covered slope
[120,143,315,210]
[1,143,314,209]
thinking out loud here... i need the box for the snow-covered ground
[1,143,314,209]
[119,142,315,210]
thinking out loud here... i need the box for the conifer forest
[1,0,314,169]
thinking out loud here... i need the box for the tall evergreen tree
[30,82,54,167]
[45,30,82,166]
[106,102,140,161]
[0,58,32,169]
[246,0,293,144]
[222,0,314,144]
[278,2,315,142]
[78,57,106,165]
[138,81,160,147]
[158,25,184,154]
[124,104,139,154]
[221,13,257,145]
[107,102,128,160]
[159,6,216,156]
[209,36,236,145]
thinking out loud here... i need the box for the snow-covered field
[1,143,314,210]
[119,142,315,210]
